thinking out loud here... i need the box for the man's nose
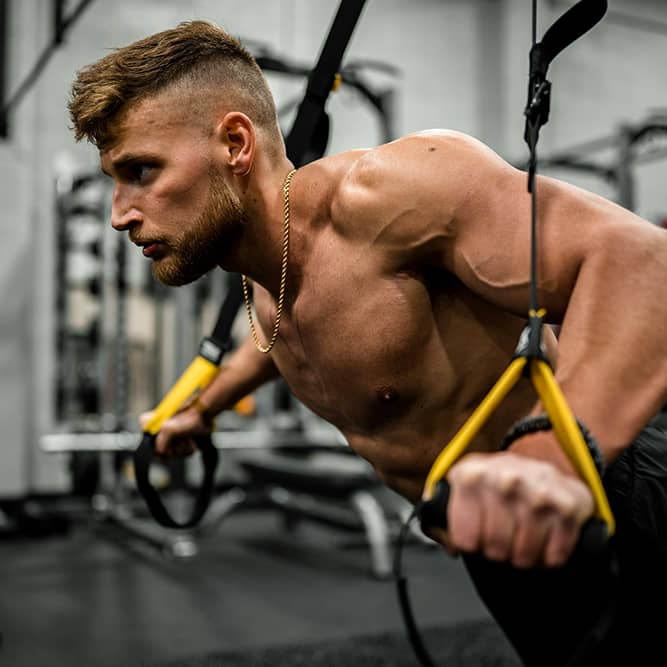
[111,209,141,231]
[111,187,142,231]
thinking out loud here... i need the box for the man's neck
[222,157,297,297]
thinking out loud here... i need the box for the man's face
[100,94,246,286]
[150,165,246,285]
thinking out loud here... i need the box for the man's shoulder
[373,129,490,163]
[336,129,496,195]
[313,131,484,250]
[327,130,487,219]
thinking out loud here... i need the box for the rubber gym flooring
[0,500,521,667]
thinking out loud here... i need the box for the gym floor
[0,497,513,667]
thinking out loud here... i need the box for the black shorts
[462,416,667,667]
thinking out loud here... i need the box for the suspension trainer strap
[525,0,608,159]
[133,432,219,529]
[133,275,242,529]
[210,271,245,353]
[285,0,367,166]
[396,2,609,666]
[526,3,618,665]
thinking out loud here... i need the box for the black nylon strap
[284,0,367,166]
[205,0,368,375]
[133,433,219,529]
[210,272,244,351]
[525,0,608,156]
[539,0,607,69]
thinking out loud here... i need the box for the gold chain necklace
[242,168,297,354]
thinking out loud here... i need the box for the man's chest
[253,263,459,431]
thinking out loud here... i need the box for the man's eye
[128,164,152,182]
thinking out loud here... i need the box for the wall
[0,1,41,495]
[500,0,667,214]
[0,0,665,494]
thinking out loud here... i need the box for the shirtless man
[68,21,667,666]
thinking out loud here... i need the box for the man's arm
[363,129,667,463]
[151,333,281,456]
[444,136,667,566]
[441,138,667,463]
[197,333,281,419]
[350,130,667,566]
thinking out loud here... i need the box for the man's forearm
[197,334,281,418]
[532,222,667,465]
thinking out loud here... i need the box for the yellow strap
[144,355,220,435]
[421,352,615,536]
[423,356,527,498]
[531,360,615,534]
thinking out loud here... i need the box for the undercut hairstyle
[68,20,280,150]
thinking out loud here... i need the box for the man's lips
[142,242,160,258]
[132,238,163,258]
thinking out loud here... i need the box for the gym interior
[1,1,666,666]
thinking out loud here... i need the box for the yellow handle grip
[144,355,220,435]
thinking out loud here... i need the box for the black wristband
[501,413,606,476]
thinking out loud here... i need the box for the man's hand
[442,451,595,568]
[139,402,213,459]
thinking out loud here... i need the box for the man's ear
[216,112,255,176]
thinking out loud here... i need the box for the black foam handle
[418,479,609,556]
[418,479,450,532]
[133,432,219,529]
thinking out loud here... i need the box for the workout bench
[200,443,396,579]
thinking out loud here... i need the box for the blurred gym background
[0,1,665,666]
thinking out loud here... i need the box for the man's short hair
[68,20,279,150]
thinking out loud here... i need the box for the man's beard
[152,171,246,286]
